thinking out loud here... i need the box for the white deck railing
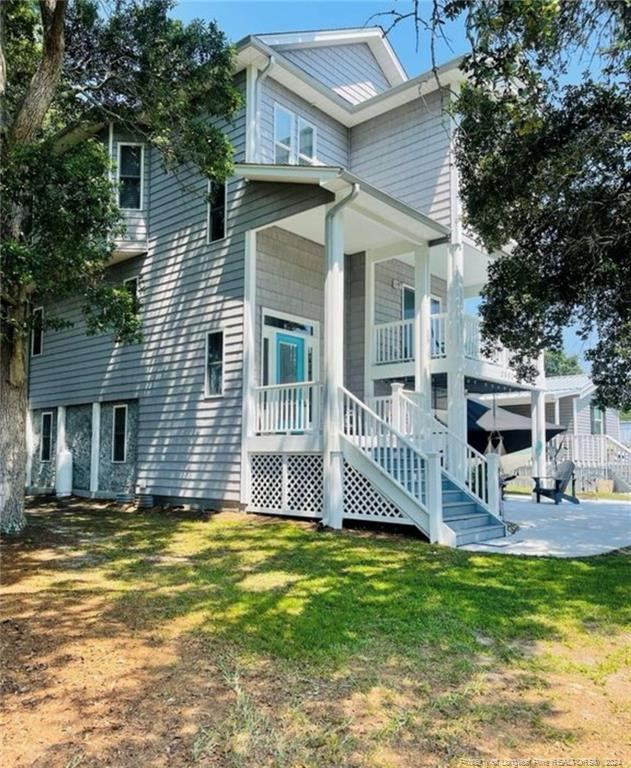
[373,319,413,364]
[254,382,321,434]
[548,433,631,480]
[372,313,512,373]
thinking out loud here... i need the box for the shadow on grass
[1,498,629,766]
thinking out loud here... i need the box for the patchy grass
[1,498,630,767]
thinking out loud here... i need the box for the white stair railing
[254,382,321,434]
[340,387,444,540]
[548,433,631,483]
[394,389,500,516]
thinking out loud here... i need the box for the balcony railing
[372,313,515,376]
[373,319,413,364]
[254,382,321,434]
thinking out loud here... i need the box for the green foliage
[443,0,630,409]
[1,0,239,349]
[544,349,582,377]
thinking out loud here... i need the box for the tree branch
[7,0,66,147]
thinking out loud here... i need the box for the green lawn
[2,499,630,767]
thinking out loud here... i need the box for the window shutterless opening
[117,143,144,210]
[297,117,317,165]
[40,411,53,462]
[274,104,294,164]
[205,330,224,397]
[123,276,139,313]
[207,181,227,243]
[112,404,128,463]
[31,306,44,357]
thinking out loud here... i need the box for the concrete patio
[463,494,631,557]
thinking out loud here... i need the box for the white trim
[31,305,44,357]
[245,65,257,163]
[297,116,317,165]
[123,275,139,307]
[260,307,320,386]
[204,329,225,398]
[25,410,34,487]
[116,142,144,210]
[40,410,53,463]
[111,404,128,463]
[240,229,257,506]
[273,102,295,164]
[90,403,101,494]
[206,179,228,244]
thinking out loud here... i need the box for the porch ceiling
[234,164,449,252]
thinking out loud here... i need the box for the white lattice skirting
[342,461,412,524]
[248,453,411,525]
[250,453,324,518]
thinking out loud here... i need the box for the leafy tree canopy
[382,0,630,409]
[544,349,582,377]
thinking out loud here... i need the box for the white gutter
[255,55,276,162]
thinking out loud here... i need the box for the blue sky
[171,1,593,370]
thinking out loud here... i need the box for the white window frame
[205,329,225,398]
[111,404,128,463]
[274,103,295,164]
[260,307,320,386]
[401,285,443,320]
[116,142,144,210]
[430,294,443,314]
[123,276,139,306]
[297,117,317,165]
[40,410,53,462]
[206,180,228,244]
[31,306,44,357]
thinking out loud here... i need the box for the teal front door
[275,333,305,384]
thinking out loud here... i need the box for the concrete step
[445,513,497,531]
[456,524,506,546]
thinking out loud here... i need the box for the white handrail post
[391,382,403,432]
[426,452,443,543]
[414,243,432,413]
[486,452,501,518]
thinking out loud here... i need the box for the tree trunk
[0,335,27,534]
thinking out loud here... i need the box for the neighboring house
[621,420,631,446]
[26,27,562,547]
[496,374,630,490]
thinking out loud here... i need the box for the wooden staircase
[340,388,506,547]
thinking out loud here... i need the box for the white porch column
[531,388,547,482]
[363,251,376,402]
[25,410,34,490]
[55,405,71,497]
[413,243,431,413]
[390,382,404,432]
[446,236,467,480]
[240,229,257,507]
[90,402,101,496]
[323,207,346,529]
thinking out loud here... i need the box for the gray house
[27,27,566,546]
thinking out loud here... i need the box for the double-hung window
[590,404,604,435]
[206,330,224,397]
[31,306,43,357]
[117,144,144,210]
[112,405,127,463]
[40,411,53,462]
[274,105,294,164]
[207,181,227,243]
[297,118,317,165]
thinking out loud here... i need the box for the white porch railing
[254,382,321,434]
[373,319,413,364]
[548,433,631,481]
[371,313,513,373]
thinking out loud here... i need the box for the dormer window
[298,118,316,165]
[274,105,294,164]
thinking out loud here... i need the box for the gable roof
[235,30,465,127]
[255,27,407,87]
[544,374,594,398]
